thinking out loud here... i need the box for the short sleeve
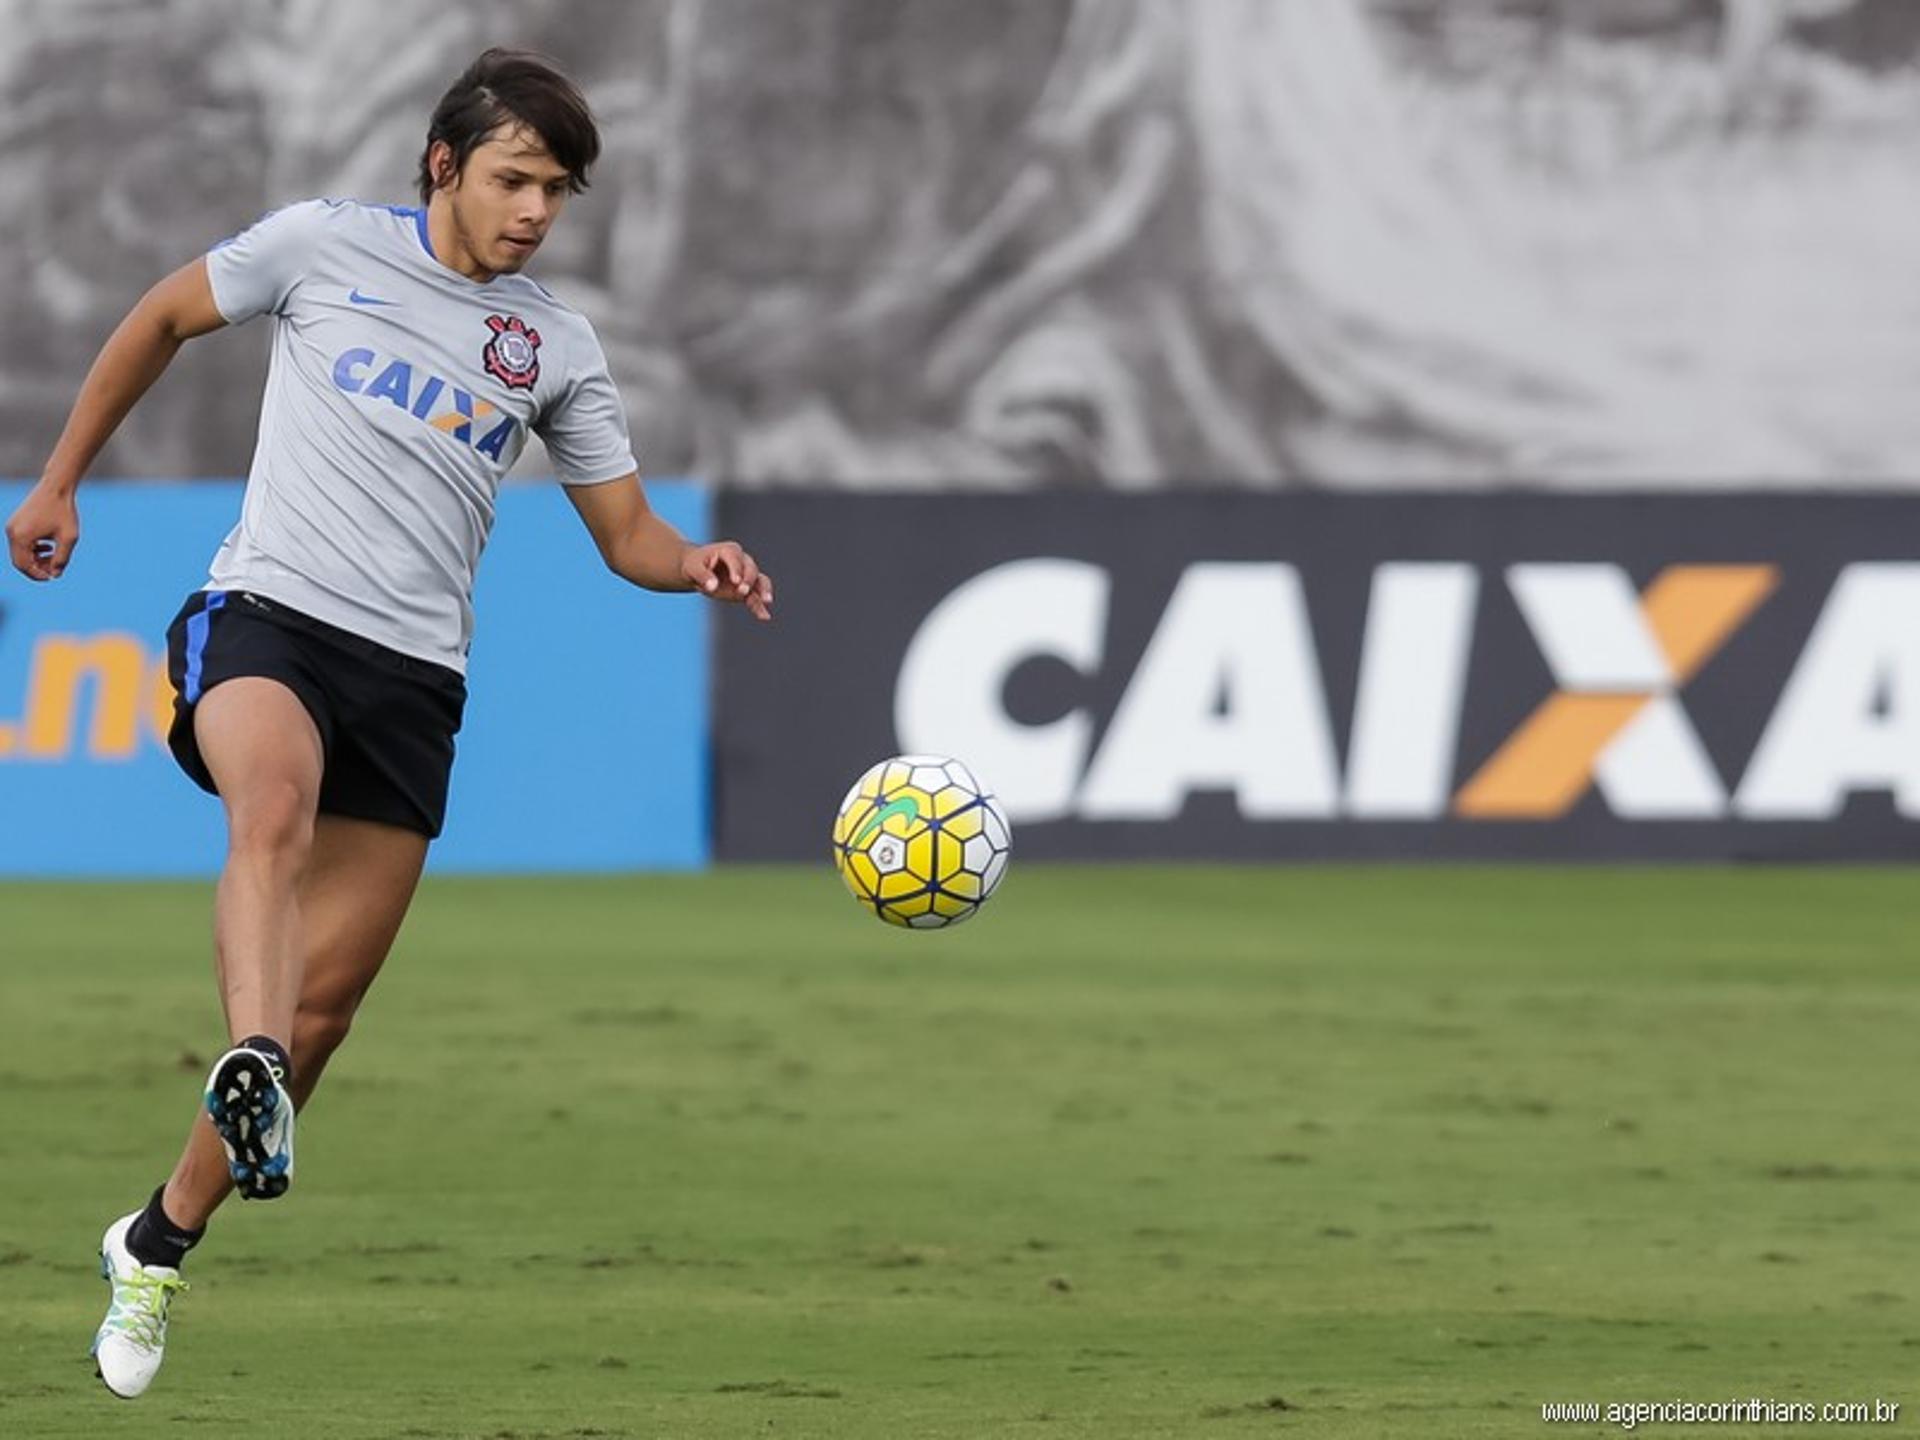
[536,325,639,487]
[205,200,334,324]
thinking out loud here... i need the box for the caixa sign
[896,559,1916,826]
[712,494,1920,861]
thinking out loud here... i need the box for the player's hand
[5,484,80,581]
[684,541,773,622]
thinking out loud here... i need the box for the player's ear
[428,140,457,193]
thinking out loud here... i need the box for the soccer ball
[832,754,1012,929]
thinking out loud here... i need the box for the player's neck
[424,201,498,285]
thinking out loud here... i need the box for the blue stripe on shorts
[183,591,228,703]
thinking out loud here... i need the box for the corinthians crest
[482,314,541,390]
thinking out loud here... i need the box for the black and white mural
[3,0,1918,488]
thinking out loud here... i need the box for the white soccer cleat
[92,1213,188,1399]
[204,1047,295,1199]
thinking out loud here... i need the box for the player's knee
[226,780,317,867]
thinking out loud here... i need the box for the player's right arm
[5,258,227,581]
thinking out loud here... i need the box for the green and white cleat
[92,1213,188,1399]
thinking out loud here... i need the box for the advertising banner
[0,481,708,877]
[715,494,1920,861]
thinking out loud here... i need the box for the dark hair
[416,48,600,204]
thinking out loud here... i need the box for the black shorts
[164,590,467,839]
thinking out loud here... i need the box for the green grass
[2,866,1917,1437]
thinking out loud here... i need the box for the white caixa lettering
[893,557,1915,828]
[1737,564,1920,820]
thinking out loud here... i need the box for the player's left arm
[565,474,774,622]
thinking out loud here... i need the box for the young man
[3,49,771,1399]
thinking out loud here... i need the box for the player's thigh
[192,677,326,826]
[296,813,429,1019]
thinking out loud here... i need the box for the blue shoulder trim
[370,203,435,259]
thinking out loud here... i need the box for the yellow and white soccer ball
[832,754,1011,928]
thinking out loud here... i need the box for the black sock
[124,1186,204,1271]
[236,1033,292,1083]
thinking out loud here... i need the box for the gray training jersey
[203,198,638,672]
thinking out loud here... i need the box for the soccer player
[3,49,772,1399]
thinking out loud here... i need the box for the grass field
[1,866,1916,1438]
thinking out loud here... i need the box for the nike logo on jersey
[348,288,399,307]
[332,347,523,463]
